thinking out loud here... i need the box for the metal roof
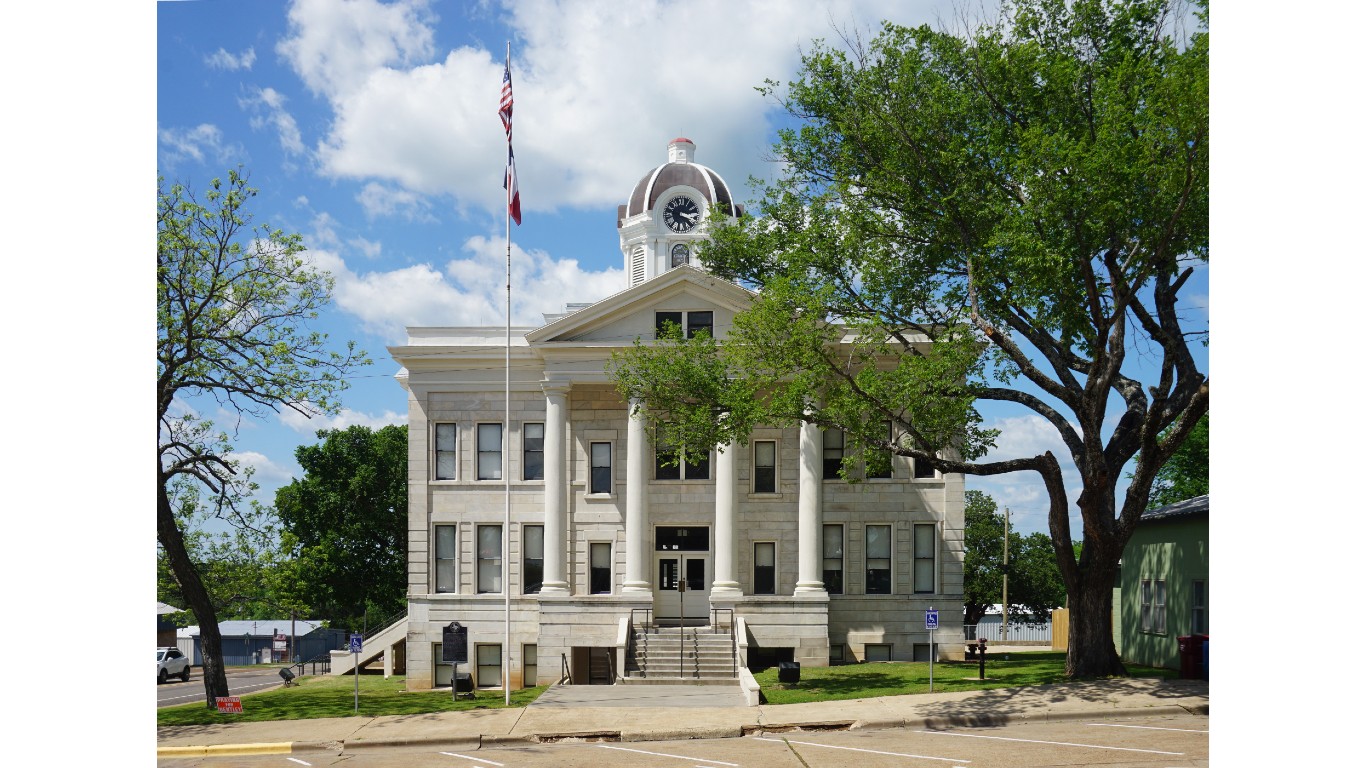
[156,602,183,615]
[1139,494,1209,523]
[177,619,326,638]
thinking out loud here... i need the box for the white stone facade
[389,140,965,691]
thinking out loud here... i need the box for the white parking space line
[598,745,740,766]
[285,759,312,766]
[439,752,503,766]
[917,729,1184,756]
[1088,723,1209,733]
[754,736,970,763]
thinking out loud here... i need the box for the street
[156,712,1208,767]
[158,667,294,709]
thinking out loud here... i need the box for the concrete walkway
[156,676,1208,757]
[530,682,750,708]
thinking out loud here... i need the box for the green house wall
[1118,513,1208,670]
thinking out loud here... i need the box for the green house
[1118,495,1208,672]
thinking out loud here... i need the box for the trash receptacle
[453,672,473,693]
[1176,635,1198,678]
[778,661,801,683]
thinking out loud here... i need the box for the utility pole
[1002,507,1010,643]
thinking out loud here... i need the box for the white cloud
[350,236,383,259]
[158,123,235,169]
[276,0,952,219]
[205,46,257,71]
[233,450,295,484]
[356,182,434,221]
[278,404,406,434]
[240,87,305,155]
[966,413,1083,538]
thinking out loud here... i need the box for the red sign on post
[215,696,243,714]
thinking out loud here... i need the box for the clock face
[662,195,700,232]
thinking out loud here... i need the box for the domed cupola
[617,138,745,287]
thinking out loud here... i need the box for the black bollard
[977,638,987,679]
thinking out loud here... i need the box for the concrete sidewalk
[156,676,1209,757]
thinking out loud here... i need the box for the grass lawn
[157,674,546,726]
[752,651,1178,705]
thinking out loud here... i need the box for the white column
[540,381,570,595]
[711,438,741,597]
[795,417,827,593]
[622,397,651,593]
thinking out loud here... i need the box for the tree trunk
[157,477,230,707]
[1065,561,1127,677]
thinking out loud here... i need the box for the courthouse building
[390,139,965,690]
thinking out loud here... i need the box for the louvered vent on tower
[631,246,646,286]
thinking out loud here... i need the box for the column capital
[541,379,571,397]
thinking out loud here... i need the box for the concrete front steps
[624,627,740,683]
[329,614,407,677]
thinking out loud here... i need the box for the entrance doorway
[652,526,710,625]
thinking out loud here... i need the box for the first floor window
[590,442,613,494]
[477,524,502,593]
[523,423,544,480]
[433,644,454,687]
[913,523,935,593]
[1191,579,1207,634]
[477,423,503,480]
[865,524,892,594]
[753,440,776,493]
[754,542,776,595]
[523,525,543,594]
[822,524,844,594]
[476,644,501,688]
[435,525,456,593]
[434,423,457,480]
[1154,579,1168,634]
[655,446,709,479]
[523,644,538,689]
[913,450,938,479]
[865,643,891,662]
[823,429,844,479]
[590,542,612,594]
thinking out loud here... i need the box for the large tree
[158,169,367,706]
[613,0,1207,677]
[963,490,1067,628]
[273,424,408,632]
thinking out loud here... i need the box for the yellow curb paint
[157,742,293,757]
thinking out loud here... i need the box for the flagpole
[503,39,513,708]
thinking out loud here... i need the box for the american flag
[500,58,521,225]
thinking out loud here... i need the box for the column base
[537,583,570,598]
[620,581,652,594]
[794,581,829,596]
[708,582,742,599]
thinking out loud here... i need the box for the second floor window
[590,442,613,494]
[523,423,544,480]
[823,429,844,479]
[477,524,502,593]
[753,440,776,493]
[823,524,844,595]
[435,525,456,593]
[477,424,502,480]
[866,524,892,594]
[434,423,457,480]
[523,525,543,594]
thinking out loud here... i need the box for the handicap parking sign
[349,633,363,654]
[925,609,939,630]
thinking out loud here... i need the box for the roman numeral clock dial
[662,195,700,232]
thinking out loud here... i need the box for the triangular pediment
[525,266,756,345]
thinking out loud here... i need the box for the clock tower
[617,138,745,287]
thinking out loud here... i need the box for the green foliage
[1147,413,1208,507]
[273,425,409,630]
[156,674,546,725]
[613,0,1207,678]
[962,491,1066,627]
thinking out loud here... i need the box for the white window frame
[589,540,613,595]
[434,524,457,594]
[753,439,777,494]
[477,524,502,594]
[865,523,893,595]
[865,421,894,479]
[1191,579,1206,634]
[475,643,502,688]
[522,643,538,689]
[589,441,613,495]
[522,422,544,481]
[822,523,844,595]
[434,422,458,481]
[823,429,844,479]
[654,310,714,340]
[1154,579,1168,635]
[753,541,777,595]
[432,643,454,687]
[522,524,543,595]
[477,423,503,481]
[1141,578,1153,632]
[913,523,936,594]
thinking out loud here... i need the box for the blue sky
[148,0,1213,539]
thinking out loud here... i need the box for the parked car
[157,647,191,684]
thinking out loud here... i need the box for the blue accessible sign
[349,633,363,654]
[925,609,939,630]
